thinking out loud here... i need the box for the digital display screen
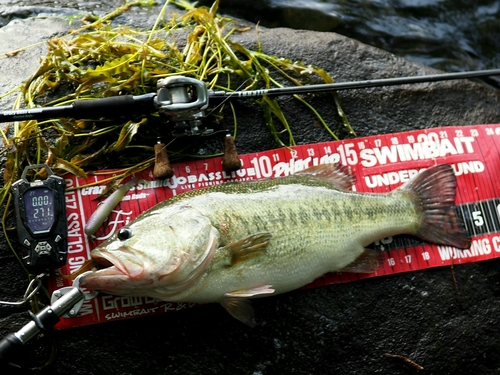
[23,187,55,232]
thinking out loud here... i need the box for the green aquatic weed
[0,0,352,275]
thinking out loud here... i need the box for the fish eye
[117,227,133,241]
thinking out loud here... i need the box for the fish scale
[188,186,414,291]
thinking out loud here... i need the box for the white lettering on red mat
[64,183,78,209]
[255,154,340,178]
[80,185,106,196]
[363,161,485,188]
[437,238,492,261]
[493,236,500,252]
[364,169,423,188]
[360,136,475,167]
[66,212,85,254]
[77,301,94,317]
[50,125,500,330]
[452,161,485,175]
[94,209,134,241]
[101,295,157,310]
[122,193,148,201]
[67,256,86,274]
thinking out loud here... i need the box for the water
[2,0,500,72]
[198,0,500,72]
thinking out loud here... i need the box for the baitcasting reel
[155,76,209,136]
[154,76,242,177]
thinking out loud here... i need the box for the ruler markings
[49,124,500,329]
[370,198,500,252]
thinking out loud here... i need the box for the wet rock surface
[1,3,500,374]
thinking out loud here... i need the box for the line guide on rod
[1,69,499,126]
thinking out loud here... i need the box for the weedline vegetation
[0,0,351,274]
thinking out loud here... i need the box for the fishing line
[0,273,46,306]
[206,78,252,117]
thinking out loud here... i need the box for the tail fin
[401,164,471,249]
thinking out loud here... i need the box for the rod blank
[209,68,500,100]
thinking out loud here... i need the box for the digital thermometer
[11,164,68,270]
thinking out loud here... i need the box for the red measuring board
[49,124,500,329]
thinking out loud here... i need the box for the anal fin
[338,249,382,273]
[221,285,275,327]
[221,298,256,327]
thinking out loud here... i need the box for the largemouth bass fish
[80,164,470,325]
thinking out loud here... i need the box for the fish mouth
[92,254,114,269]
[79,247,146,293]
[89,248,144,279]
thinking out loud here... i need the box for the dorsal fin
[295,163,355,190]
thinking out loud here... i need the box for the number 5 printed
[472,211,484,227]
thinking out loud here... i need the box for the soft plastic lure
[84,177,138,237]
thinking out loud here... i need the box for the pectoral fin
[338,248,382,273]
[221,232,272,267]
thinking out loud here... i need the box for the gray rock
[1,3,500,375]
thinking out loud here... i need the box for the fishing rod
[1,69,499,178]
[1,68,499,125]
